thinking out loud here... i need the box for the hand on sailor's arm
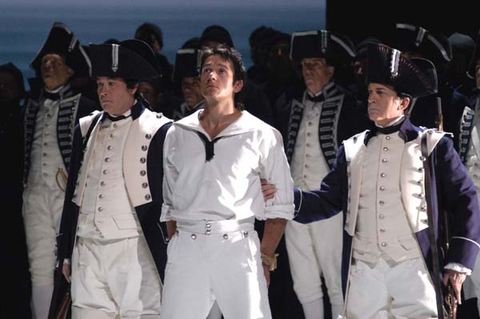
[261,179,276,202]
[166,220,177,241]
[62,259,71,283]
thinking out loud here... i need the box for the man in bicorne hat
[170,47,204,121]
[22,21,99,319]
[278,30,369,319]
[56,39,172,319]
[289,43,480,318]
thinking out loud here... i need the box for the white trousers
[285,215,344,315]
[23,173,64,286]
[463,252,480,314]
[160,225,271,319]
[72,236,161,319]
[23,173,65,319]
[345,258,437,319]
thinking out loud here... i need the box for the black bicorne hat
[89,39,161,81]
[172,48,201,82]
[467,30,480,79]
[355,37,383,59]
[290,30,356,63]
[30,22,91,78]
[394,23,452,65]
[366,43,438,98]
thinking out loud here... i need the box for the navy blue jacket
[56,101,172,282]
[294,119,480,296]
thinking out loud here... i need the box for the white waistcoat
[30,99,65,189]
[77,117,141,240]
[353,133,422,263]
[72,110,171,239]
[291,98,330,190]
[343,129,446,237]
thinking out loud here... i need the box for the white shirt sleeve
[259,129,295,220]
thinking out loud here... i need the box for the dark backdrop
[326,0,478,45]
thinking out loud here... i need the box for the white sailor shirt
[161,110,294,222]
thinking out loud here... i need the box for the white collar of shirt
[174,110,259,139]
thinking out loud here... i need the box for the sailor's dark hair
[200,45,246,110]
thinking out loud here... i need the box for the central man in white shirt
[160,45,294,319]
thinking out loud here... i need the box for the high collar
[305,82,335,101]
[302,82,339,106]
[41,84,73,101]
[368,117,419,143]
[100,99,145,122]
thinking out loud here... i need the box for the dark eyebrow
[217,63,229,68]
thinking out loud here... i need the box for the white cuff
[263,204,295,220]
[444,262,472,276]
[161,203,173,222]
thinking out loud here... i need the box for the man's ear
[326,65,335,81]
[66,66,74,79]
[399,96,411,112]
[233,79,244,93]
[130,83,139,96]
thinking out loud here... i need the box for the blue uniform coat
[294,119,480,297]
[56,100,172,282]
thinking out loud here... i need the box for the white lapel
[343,131,368,236]
[73,112,102,206]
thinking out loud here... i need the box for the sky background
[1,0,324,7]
[0,0,326,87]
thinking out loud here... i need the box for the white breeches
[345,258,437,319]
[285,215,344,308]
[463,252,480,314]
[71,236,161,319]
[23,173,64,287]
